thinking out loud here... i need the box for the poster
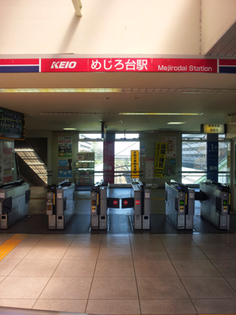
[103,141,114,183]
[0,144,2,183]
[2,147,13,183]
[58,170,73,178]
[162,136,176,157]
[58,159,72,170]
[154,143,167,178]
[58,137,72,157]
[146,159,154,179]
[131,150,139,178]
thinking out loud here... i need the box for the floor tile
[95,260,134,276]
[0,259,21,276]
[181,276,236,298]
[199,245,236,260]
[24,246,69,260]
[211,259,236,276]
[33,299,87,313]
[192,298,236,314]
[190,234,227,246]
[132,248,169,260]
[54,259,96,276]
[2,244,34,260]
[137,276,188,299]
[101,235,130,247]
[159,234,196,247]
[89,276,138,300]
[172,260,220,276]
[0,277,49,299]
[40,277,92,300]
[63,246,99,260]
[0,299,36,309]
[134,260,177,277]
[9,259,60,277]
[225,276,236,290]
[71,234,102,247]
[140,298,196,314]
[98,247,132,260]
[166,246,207,260]
[0,234,15,245]
[86,299,140,314]
[215,233,236,246]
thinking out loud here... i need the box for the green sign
[0,107,25,140]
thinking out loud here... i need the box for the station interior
[1,1,236,315]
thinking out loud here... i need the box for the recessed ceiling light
[119,113,203,116]
[63,128,77,130]
[167,122,186,125]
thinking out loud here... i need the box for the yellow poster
[131,150,139,178]
[154,143,167,178]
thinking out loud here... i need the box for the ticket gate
[199,180,230,230]
[131,179,151,230]
[90,180,151,232]
[90,184,108,230]
[46,180,75,229]
[0,180,30,229]
[165,181,195,229]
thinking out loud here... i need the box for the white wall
[0,0,200,55]
[201,0,236,54]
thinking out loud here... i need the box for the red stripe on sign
[219,59,236,66]
[0,59,39,65]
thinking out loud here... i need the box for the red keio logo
[50,61,77,69]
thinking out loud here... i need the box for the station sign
[131,150,139,178]
[0,57,235,74]
[200,124,226,134]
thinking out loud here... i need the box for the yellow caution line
[0,234,28,261]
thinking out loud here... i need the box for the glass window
[182,140,207,184]
[114,141,140,184]
[79,133,102,140]
[115,133,139,140]
[218,141,230,184]
[78,141,103,184]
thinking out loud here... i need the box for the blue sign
[207,141,218,182]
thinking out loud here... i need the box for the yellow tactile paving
[0,234,28,261]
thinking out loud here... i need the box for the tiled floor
[0,233,236,314]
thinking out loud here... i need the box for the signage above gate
[0,58,235,73]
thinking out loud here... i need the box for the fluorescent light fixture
[167,122,186,125]
[63,128,77,130]
[119,113,203,116]
[0,88,122,93]
[14,148,34,152]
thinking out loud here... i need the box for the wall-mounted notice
[58,170,72,178]
[154,143,167,178]
[162,136,176,157]
[58,137,72,157]
[146,159,154,179]
[2,147,12,183]
[0,143,2,183]
[131,150,139,178]
[0,107,25,140]
[58,159,72,170]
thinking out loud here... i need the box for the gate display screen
[0,107,25,140]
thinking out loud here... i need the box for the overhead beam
[71,0,82,17]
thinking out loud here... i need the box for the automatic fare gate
[90,182,151,232]
[165,181,195,230]
[199,180,230,230]
[46,180,75,229]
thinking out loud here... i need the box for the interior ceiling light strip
[40,112,203,116]
[0,88,236,93]
[119,113,203,116]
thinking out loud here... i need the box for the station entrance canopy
[0,58,236,74]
